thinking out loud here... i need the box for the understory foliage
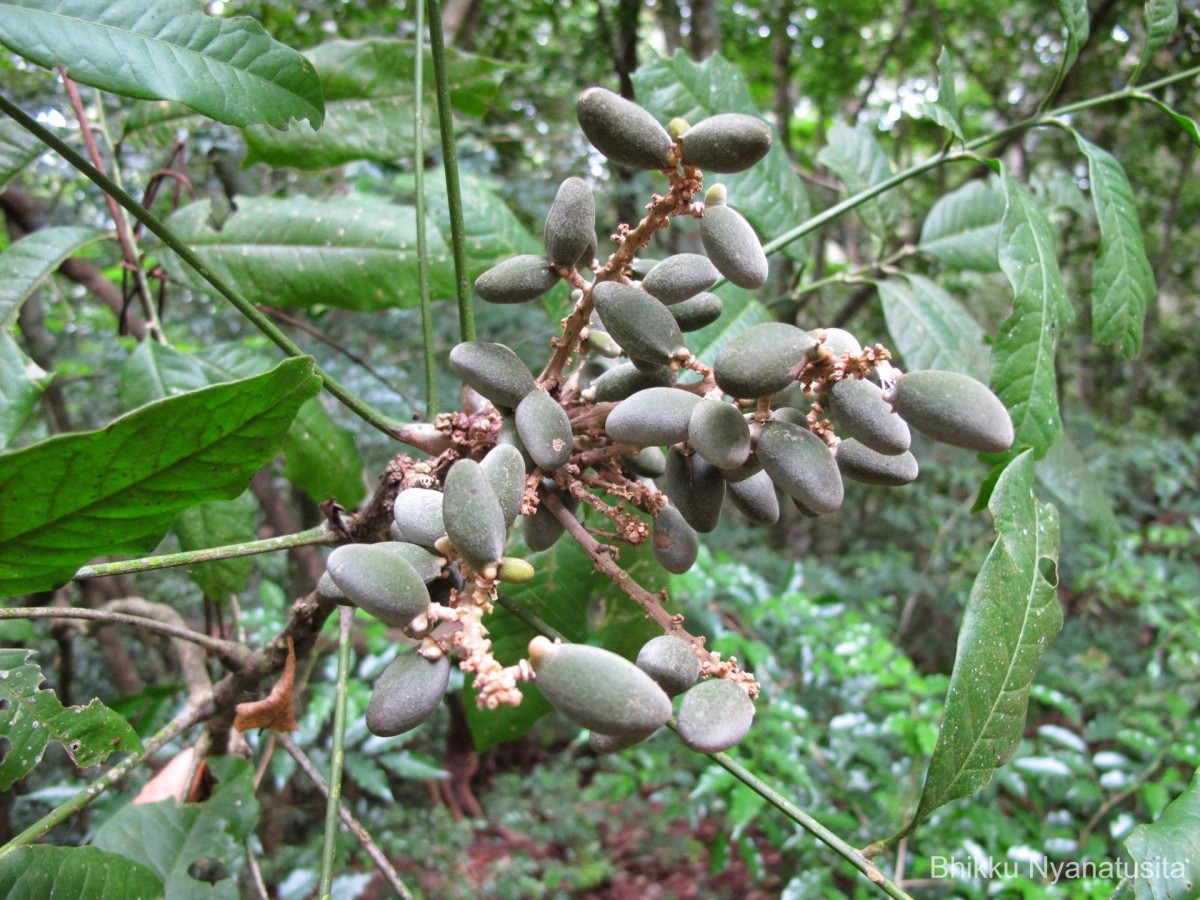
[1,1,1198,897]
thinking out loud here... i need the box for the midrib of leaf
[0,5,310,102]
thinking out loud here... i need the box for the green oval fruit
[496,556,536,584]
[665,448,726,533]
[480,443,527,526]
[515,389,574,472]
[317,570,348,604]
[365,650,450,737]
[636,635,700,696]
[809,326,862,357]
[528,637,672,737]
[474,254,560,304]
[770,406,809,427]
[448,341,537,410]
[688,397,751,469]
[584,328,622,358]
[892,370,1015,453]
[521,480,578,551]
[700,203,768,289]
[582,361,675,403]
[679,113,772,173]
[668,292,724,332]
[392,488,446,548]
[652,504,700,574]
[714,323,816,399]
[835,439,919,486]
[544,176,596,269]
[326,543,431,627]
[676,678,755,754]
[605,387,701,447]
[641,254,720,306]
[756,419,844,515]
[720,455,764,483]
[623,445,668,478]
[576,87,673,170]
[629,257,658,280]
[592,280,685,367]
[376,541,447,584]
[829,378,911,455]
[495,416,536,472]
[727,469,780,525]
[442,458,507,572]
[589,729,657,754]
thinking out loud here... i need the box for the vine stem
[0,607,247,663]
[71,525,337,580]
[278,733,414,900]
[318,606,354,900]
[0,697,210,860]
[413,0,438,416]
[0,92,408,442]
[425,0,475,343]
[706,747,914,900]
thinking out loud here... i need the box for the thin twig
[414,0,438,416]
[278,733,414,900]
[318,606,354,899]
[0,606,247,665]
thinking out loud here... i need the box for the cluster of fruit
[320,86,1013,755]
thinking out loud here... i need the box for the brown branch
[103,598,216,700]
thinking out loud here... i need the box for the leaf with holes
[1125,765,1200,900]
[0,846,163,899]
[0,116,41,193]
[898,452,1061,836]
[632,50,812,262]
[0,332,52,451]
[919,177,1005,271]
[0,0,323,130]
[93,755,260,899]
[817,121,898,239]
[991,166,1065,458]
[159,195,455,312]
[0,226,110,326]
[244,37,506,168]
[0,649,142,790]
[0,357,320,598]
[1074,133,1156,357]
[877,274,988,379]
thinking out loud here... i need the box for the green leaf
[905,452,1062,831]
[816,121,898,239]
[876,274,988,379]
[94,755,259,899]
[1135,94,1200,147]
[0,115,41,192]
[686,283,772,367]
[991,167,1065,458]
[1056,0,1090,75]
[916,49,964,143]
[0,331,51,450]
[1074,133,1156,357]
[159,195,454,312]
[918,177,1005,271]
[1036,436,1118,543]
[1142,0,1179,60]
[119,340,212,411]
[120,99,205,146]
[0,226,110,326]
[422,170,543,276]
[0,648,142,790]
[0,846,163,899]
[0,0,323,130]
[1125,766,1200,900]
[172,492,256,603]
[0,357,320,598]
[632,50,813,262]
[244,37,506,169]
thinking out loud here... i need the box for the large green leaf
[1036,435,1118,543]
[119,99,206,145]
[0,226,110,326]
[876,274,988,379]
[0,357,320,597]
[159,195,454,312]
[1056,0,1089,74]
[0,116,41,192]
[0,648,142,790]
[918,177,1005,272]
[991,168,1064,458]
[0,0,323,130]
[903,452,1061,832]
[632,50,812,262]
[917,48,964,143]
[1125,766,1200,900]
[0,331,51,450]
[172,492,256,603]
[1142,0,1179,60]
[0,846,163,899]
[94,756,259,900]
[244,37,506,168]
[817,121,899,240]
[423,170,543,278]
[119,339,212,411]
[1074,133,1156,357]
